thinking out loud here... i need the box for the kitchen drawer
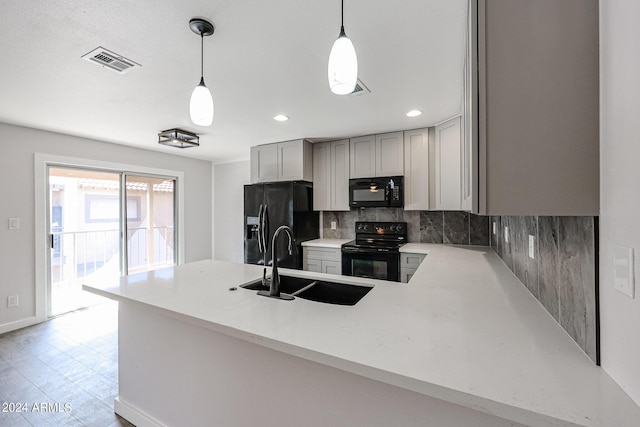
[322,260,341,275]
[303,247,341,262]
[400,268,417,283]
[303,247,343,275]
[401,253,427,269]
[304,258,322,273]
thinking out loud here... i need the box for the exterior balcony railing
[51,226,175,285]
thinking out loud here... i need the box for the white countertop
[399,242,431,254]
[301,238,352,248]
[84,245,640,427]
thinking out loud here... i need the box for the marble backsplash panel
[322,209,490,246]
[491,215,598,364]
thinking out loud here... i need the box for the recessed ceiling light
[406,110,422,117]
[274,114,289,122]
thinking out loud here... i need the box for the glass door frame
[47,166,123,316]
[35,153,185,321]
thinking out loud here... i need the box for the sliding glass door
[48,167,176,316]
[49,168,121,316]
[124,175,175,274]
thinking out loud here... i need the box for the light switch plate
[8,218,20,230]
[528,235,535,259]
[504,226,509,243]
[331,221,337,230]
[613,245,635,299]
[7,295,18,308]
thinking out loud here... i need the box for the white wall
[0,122,212,331]
[600,0,640,406]
[213,160,250,262]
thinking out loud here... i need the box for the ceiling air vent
[81,47,140,74]
[349,79,371,97]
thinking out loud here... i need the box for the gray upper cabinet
[313,142,331,210]
[435,116,462,211]
[349,135,376,178]
[473,0,599,215]
[313,139,350,211]
[250,143,278,183]
[350,132,404,178]
[403,128,430,211]
[251,139,313,183]
[375,132,404,177]
[331,140,350,210]
[404,121,463,212]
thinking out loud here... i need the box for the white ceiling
[0,1,467,164]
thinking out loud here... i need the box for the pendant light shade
[328,1,358,95]
[190,78,214,126]
[189,18,215,126]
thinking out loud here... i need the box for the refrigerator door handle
[262,204,269,253]
[257,204,264,253]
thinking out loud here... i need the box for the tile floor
[0,301,134,426]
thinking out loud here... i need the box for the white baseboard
[114,397,166,427]
[0,316,39,335]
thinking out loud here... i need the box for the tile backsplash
[321,209,490,246]
[491,216,599,364]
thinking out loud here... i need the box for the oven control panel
[355,222,406,236]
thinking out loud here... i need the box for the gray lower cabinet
[400,252,427,283]
[303,247,342,275]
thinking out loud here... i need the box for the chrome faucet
[258,225,296,300]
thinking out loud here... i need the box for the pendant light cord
[340,0,345,35]
[200,32,204,79]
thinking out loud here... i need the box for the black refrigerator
[244,181,319,269]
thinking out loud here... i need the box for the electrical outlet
[504,226,509,243]
[7,295,19,307]
[331,221,337,230]
[528,235,535,259]
[492,222,496,235]
[613,245,635,299]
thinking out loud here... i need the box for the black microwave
[349,176,404,208]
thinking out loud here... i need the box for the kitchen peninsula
[84,245,640,427]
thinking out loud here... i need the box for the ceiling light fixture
[406,110,423,117]
[189,18,215,126]
[273,114,289,122]
[328,0,358,95]
[158,128,200,149]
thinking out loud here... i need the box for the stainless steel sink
[240,275,373,306]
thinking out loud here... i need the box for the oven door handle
[342,247,392,253]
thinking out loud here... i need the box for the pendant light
[328,0,358,95]
[189,18,215,126]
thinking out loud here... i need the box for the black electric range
[341,222,407,282]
